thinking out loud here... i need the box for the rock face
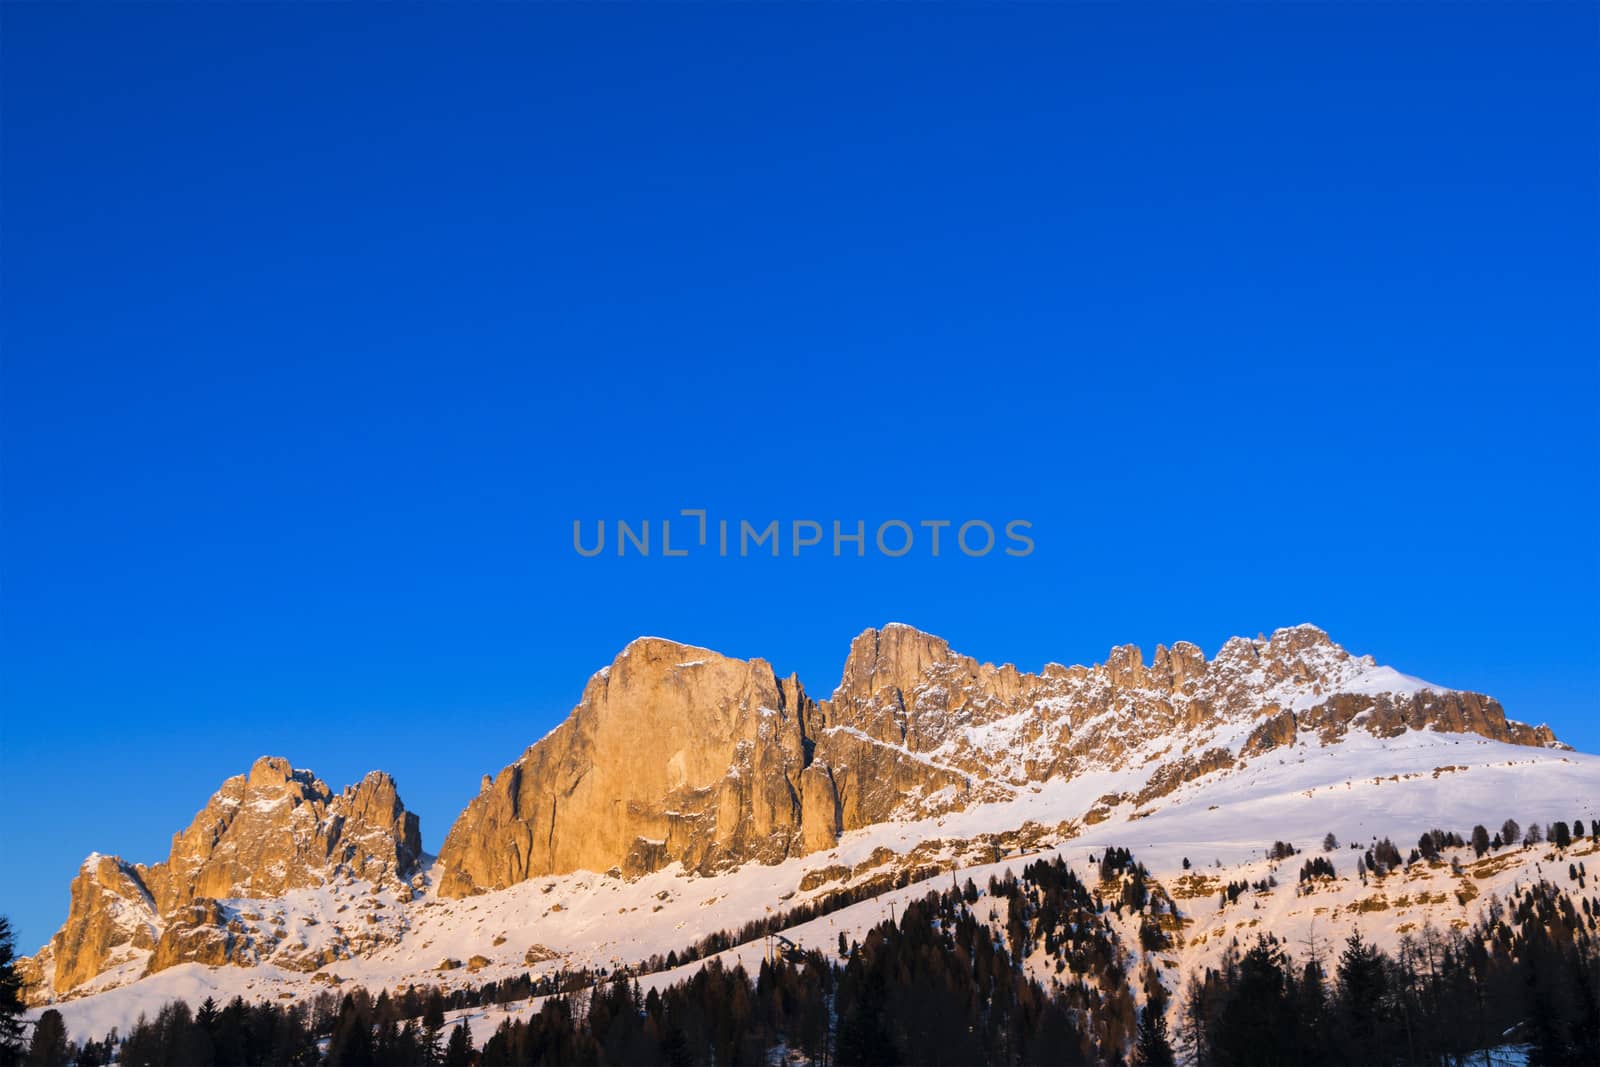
[17,856,160,999]
[435,623,1562,897]
[436,638,820,896]
[23,757,422,1002]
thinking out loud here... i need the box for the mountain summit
[22,757,422,999]
[433,623,1558,896]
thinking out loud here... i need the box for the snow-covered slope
[37,725,1600,1045]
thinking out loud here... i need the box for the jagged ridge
[22,623,1563,1005]
[434,623,1559,897]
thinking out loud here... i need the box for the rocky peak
[23,855,161,997]
[330,771,424,888]
[245,755,317,790]
[833,624,958,703]
[1149,641,1207,689]
[436,638,821,898]
[826,625,976,745]
[23,758,422,1003]
[1255,624,1348,683]
[157,757,421,912]
[1103,643,1147,688]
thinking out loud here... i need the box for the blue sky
[2,3,1595,951]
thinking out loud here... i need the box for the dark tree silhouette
[0,918,26,1067]
[23,1010,67,1067]
[442,1021,474,1067]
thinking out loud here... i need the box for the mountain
[19,623,1596,1051]
[20,757,422,1000]
[435,623,1556,896]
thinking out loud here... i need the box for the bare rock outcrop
[23,757,422,1003]
[22,855,161,998]
[146,899,254,973]
[1297,689,1558,748]
[436,638,824,894]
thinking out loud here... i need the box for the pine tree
[443,1021,474,1067]
[422,987,446,1064]
[1323,832,1339,852]
[23,1010,67,1067]
[1133,989,1175,1067]
[195,996,219,1034]
[1334,932,1390,1065]
[327,993,376,1067]
[1418,832,1439,862]
[398,1019,424,1065]
[1210,936,1298,1063]
[1297,956,1329,1062]
[1501,818,1521,846]
[0,918,25,1067]
[1471,824,1490,857]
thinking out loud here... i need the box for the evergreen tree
[210,997,246,1065]
[1471,824,1491,857]
[1133,990,1175,1067]
[398,1019,425,1065]
[1296,956,1329,1064]
[326,994,376,1067]
[1502,818,1522,846]
[422,987,446,1064]
[1211,935,1299,1063]
[373,1015,399,1065]
[0,918,25,1067]
[1334,932,1390,1065]
[834,951,896,1065]
[22,1010,67,1067]
[443,1021,474,1067]
[1418,832,1439,862]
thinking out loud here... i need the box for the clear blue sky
[2,3,1595,952]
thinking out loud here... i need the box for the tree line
[1181,877,1600,1065]
[2,810,1597,1065]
